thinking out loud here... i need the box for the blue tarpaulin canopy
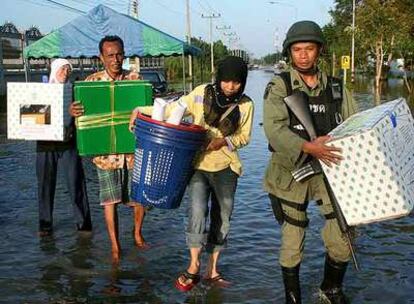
[24,4,201,59]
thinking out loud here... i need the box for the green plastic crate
[74,80,153,156]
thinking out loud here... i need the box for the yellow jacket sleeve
[225,99,254,151]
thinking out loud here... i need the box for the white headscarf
[49,58,72,83]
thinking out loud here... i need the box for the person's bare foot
[134,235,150,250]
[111,246,121,264]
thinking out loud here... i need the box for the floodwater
[0,70,413,303]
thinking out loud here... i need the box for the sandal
[204,274,231,287]
[175,271,200,292]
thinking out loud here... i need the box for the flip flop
[204,274,231,287]
[175,271,200,292]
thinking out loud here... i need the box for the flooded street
[0,70,413,303]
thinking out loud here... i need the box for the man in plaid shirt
[70,35,147,263]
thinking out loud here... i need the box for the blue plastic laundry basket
[131,113,207,209]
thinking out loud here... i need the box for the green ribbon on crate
[76,82,129,154]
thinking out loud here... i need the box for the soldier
[263,21,359,304]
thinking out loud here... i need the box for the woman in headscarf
[37,59,92,236]
[130,56,254,291]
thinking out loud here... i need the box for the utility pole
[216,25,231,48]
[223,32,236,50]
[202,13,220,82]
[129,0,140,73]
[129,0,139,19]
[199,36,204,82]
[185,0,193,91]
[274,27,279,54]
[0,40,4,94]
[21,33,30,82]
[216,25,231,31]
[229,36,239,55]
[351,0,356,83]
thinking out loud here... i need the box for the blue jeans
[186,167,238,253]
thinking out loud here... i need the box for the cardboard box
[21,113,50,125]
[321,98,414,226]
[7,83,72,141]
[74,80,153,156]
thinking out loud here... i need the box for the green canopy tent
[23,4,201,90]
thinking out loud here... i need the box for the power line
[201,13,220,81]
[151,0,183,16]
[62,0,90,8]
[189,1,203,16]
[203,0,219,15]
[17,0,76,13]
[36,0,85,14]
[102,0,129,13]
[21,0,130,15]
[196,0,209,13]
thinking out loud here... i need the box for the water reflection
[37,234,94,302]
[0,70,413,303]
[352,74,414,110]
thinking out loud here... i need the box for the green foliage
[323,0,414,74]
[164,37,230,87]
[322,0,356,73]
[261,52,283,65]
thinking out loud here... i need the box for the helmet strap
[289,46,321,76]
[293,63,318,75]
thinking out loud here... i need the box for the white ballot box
[7,83,72,141]
[321,98,414,226]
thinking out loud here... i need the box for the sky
[0,0,337,58]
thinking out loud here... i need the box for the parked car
[140,70,168,95]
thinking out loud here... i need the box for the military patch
[264,82,275,99]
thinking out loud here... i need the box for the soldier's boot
[281,265,301,304]
[319,254,349,304]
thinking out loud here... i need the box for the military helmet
[282,20,325,56]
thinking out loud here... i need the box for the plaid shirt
[85,69,141,170]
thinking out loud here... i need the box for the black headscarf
[204,56,248,136]
[215,55,248,105]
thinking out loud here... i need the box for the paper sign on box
[321,98,414,226]
[7,83,72,141]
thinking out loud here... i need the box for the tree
[325,0,414,102]
[164,37,230,89]
[355,0,413,102]
[262,53,281,65]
